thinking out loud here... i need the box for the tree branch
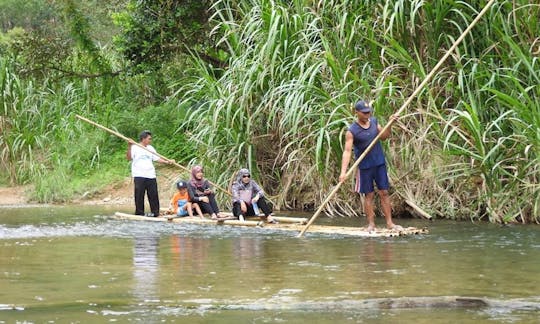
[195,50,227,69]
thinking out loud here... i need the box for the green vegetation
[0,0,538,223]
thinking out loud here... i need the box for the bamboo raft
[112,212,428,237]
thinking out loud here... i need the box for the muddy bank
[0,178,135,207]
[0,166,187,207]
[0,186,29,205]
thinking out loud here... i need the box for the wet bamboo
[298,0,496,237]
[75,114,231,196]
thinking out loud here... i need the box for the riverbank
[0,167,186,207]
[0,186,29,205]
[0,178,432,220]
[0,178,133,206]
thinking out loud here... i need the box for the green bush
[172,0,539,222]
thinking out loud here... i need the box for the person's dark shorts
[355,164,390,194]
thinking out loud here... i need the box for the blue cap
[354,100,372,113]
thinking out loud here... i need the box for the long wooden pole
[75,114,231,196]
[298,0,496,237]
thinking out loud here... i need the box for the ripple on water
[0,219,284,240]
[4,297,539,321]
[166,296,540,316]
[1,216,414,241]
[288,261,321,267]
[274,289,303,296]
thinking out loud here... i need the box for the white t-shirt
[131,145,159,179]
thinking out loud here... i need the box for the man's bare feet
[387,224,404,231]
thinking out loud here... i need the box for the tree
[0,0,57,32]
[112,0,223,72]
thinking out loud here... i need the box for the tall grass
[1,57,50,185]
[2,0,537,221]
[172,0,539,222]
[1,45,196,202]
[173,0,356,209]
[0,51,123,201]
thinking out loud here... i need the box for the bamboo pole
[75,114,231,196]
[405,200,433,220]
[298,0,496,237]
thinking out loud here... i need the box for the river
[1,205,539,323]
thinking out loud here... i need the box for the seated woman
[231,168,276,223]
[187,165,223,220]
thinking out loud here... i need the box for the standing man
[127,130,171,217]
[339,100,402,232]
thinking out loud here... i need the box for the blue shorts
[355,164,390,194]
[176,205,189,217]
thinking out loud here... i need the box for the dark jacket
[187,180,213,203]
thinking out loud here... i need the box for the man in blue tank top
[339,100,402,232]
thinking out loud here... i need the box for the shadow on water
[1,206,540,322]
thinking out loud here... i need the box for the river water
[1,205,539,323]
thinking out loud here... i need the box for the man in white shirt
[127,130,171,216]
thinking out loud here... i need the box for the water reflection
[361,240,394,265]
[132,236,160,303]
[233,237,264,274]
[347,239,398,296]
[169,235,210,272]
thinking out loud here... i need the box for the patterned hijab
[236,169,251,185]
[190,165,205,188]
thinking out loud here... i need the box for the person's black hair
[139,130,152,141]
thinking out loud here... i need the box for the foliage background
[0,0,538,223]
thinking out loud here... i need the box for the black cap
[176,180,187,189]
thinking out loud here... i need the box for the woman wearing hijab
[187,165,222,219]
[231,168,276,223]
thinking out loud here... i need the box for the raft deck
[112,212,428,237]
